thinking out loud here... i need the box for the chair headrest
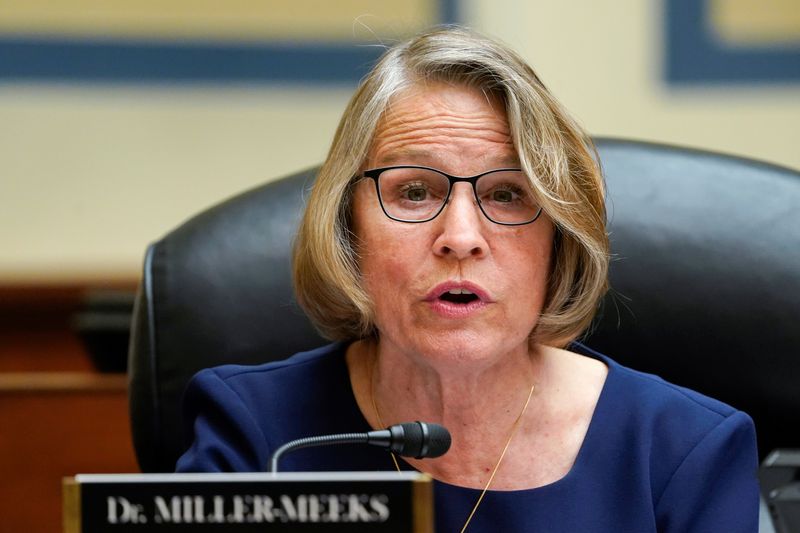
[129,139,800,472]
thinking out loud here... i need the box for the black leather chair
[128,138,800,474]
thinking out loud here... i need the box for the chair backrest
[128,138,800,473]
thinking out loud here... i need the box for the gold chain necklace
[369,355,535,533]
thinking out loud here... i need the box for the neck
[347,337,542,486]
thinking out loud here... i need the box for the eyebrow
[376,149,521,169]
[377,149,436,167]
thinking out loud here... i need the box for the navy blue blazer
[177,342,759,532]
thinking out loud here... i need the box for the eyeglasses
[362,165,543,226]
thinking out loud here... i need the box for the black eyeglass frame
[362,165,544,226]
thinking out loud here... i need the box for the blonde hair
[293,26,609,347]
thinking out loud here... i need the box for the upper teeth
[447,289,474,295]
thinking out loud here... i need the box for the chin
[407,330,508,367]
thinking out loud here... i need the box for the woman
[177,27,759,531]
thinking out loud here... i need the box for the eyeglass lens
[377,167,540,224]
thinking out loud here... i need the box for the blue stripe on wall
[440,0,460,25]
[0,0,460,84]
[666,0,800,84]
[0,37,384,83]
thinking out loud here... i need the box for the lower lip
[427,298,488,318]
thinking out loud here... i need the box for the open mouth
[439,288,480,304]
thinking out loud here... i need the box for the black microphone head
[390,421,451,459]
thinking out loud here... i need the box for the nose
[432,183,489,260]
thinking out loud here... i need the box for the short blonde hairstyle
[293,26,609,347]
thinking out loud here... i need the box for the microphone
[268,421,451,473]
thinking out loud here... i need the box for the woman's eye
[489,187,520,203]
[492,189,515,203]
[402,186,428,201]
[408,188,427,201]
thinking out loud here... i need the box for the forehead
[368,82,518,170]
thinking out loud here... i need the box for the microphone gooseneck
[268,421,451,472]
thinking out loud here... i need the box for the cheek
[359,232,417,299]
[352,210,419,315]
[359,247,420,336]
[500,226,554,303]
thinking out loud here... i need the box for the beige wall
[0,85,352,282]
[2,0,799,283]
[474,1,800,164]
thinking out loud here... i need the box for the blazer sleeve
[175,368,269,473]
[654,410,760,533]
